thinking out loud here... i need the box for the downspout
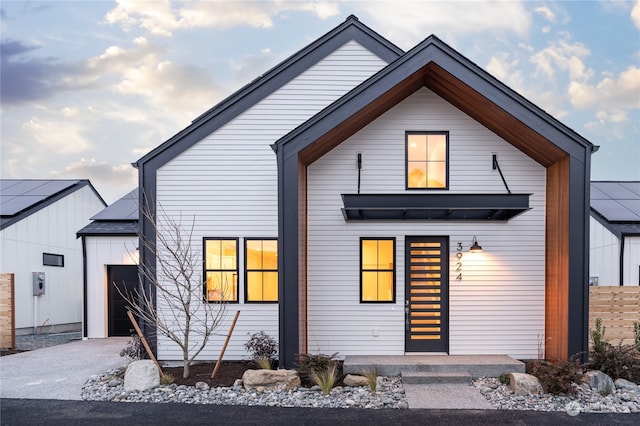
[81,235,88,339]
[619,236,625,286]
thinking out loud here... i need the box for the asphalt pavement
[2,398,638,425]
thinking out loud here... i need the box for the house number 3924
[456,242,463,280]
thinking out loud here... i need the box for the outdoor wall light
[469,236,483,253]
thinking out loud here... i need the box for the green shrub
[244,331,278,369]
[527,357,584,395]
[498,373,510,385]
[296,352,340,387]
[589,318,640,383]
[309,363,338,395]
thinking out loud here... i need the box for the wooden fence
[0,273,15,349]
[589,286,640,345]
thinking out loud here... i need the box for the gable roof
[135,15,403,172]
[273,34,595,166]
[1,179,106,230]
[77,188,138,236]
[590,181,640,237]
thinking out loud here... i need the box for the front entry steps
[401,371,472,385]
[343,354,525,378]
[344,355,523,409]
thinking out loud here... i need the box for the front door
[405,236,449,352]
[107,265,138,337]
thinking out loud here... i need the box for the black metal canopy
[341,193,530,221]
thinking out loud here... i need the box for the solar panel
[0,180,78,216]
[91,188,138,221]
[591,182,640,222]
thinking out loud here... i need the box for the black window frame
[203,237,239,303]
[360,237,396,303]
[244,237,278,304]
[405,131,450,190]
[43,253,64,267]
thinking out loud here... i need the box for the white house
[77,188,138,338]
[135,16,595,367]
[0,179,106,335]
[590,181,640,287]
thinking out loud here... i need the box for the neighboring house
[135,16,595,367]
[0,179,106,335]
[77,188,138,338]
[590,181,640,287]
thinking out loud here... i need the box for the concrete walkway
[403,384,495,409]
[1,338,128,400]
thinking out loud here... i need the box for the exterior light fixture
[469,236,483,253]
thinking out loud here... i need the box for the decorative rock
[344,374,369,387]
[615,378,639,392]
[242,369,301,391]
[108,379,122,387]
[509,373,543,395]
[581,371,615,396]
[232,379,243,390]
[124,360,159,392]
[195,382,210,391]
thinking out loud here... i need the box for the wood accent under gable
[423,63,567,167]
[545,156,570,361]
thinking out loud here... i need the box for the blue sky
[1,0,639,203]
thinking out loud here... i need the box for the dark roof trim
[76,220,138,237]
[1,180,106,230]
[590,208,640,238]
[135,15,403,171]
[342,193,530,221]
[273,35,593,164]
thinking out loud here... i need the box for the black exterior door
[405,236,449,352]
[107,265,138,337]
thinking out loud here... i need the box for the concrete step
[401,371,472,385]
[343,355,525,378]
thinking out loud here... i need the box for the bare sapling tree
[119,201,226,379]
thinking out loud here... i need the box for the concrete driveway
[1,338,128,400]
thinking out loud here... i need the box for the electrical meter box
[32,272,45,296]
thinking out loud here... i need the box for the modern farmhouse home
[0,179,106,336]
[135,16,595,368]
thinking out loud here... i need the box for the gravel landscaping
[82,367,640,413]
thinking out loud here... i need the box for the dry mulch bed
[162,361,253,387]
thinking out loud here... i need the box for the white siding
[589,217,620,286]
[155,41,389,361]
[307,88,546,359]
[0,186,105,333]
[84,236,138,338]
[622,236,640,286]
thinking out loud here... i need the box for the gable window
[204,238,238,302]
[406,131,448,189]
[43,253,64,267]
[245,238,278,303]
[360,238,395,302]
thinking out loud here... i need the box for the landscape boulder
[581,370,615,396]
[615,378,639,392]
[242,369,300,391]
[124,360,159,392]
[509,372,543,395]
[343,374,369,387]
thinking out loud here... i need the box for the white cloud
[534,6,556,23]
[22,116,89,153]
[632,0,640,29]
[105,0,340,36]
[530,39,592,82]
[355,1,531,49]
[569,66,640,111]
